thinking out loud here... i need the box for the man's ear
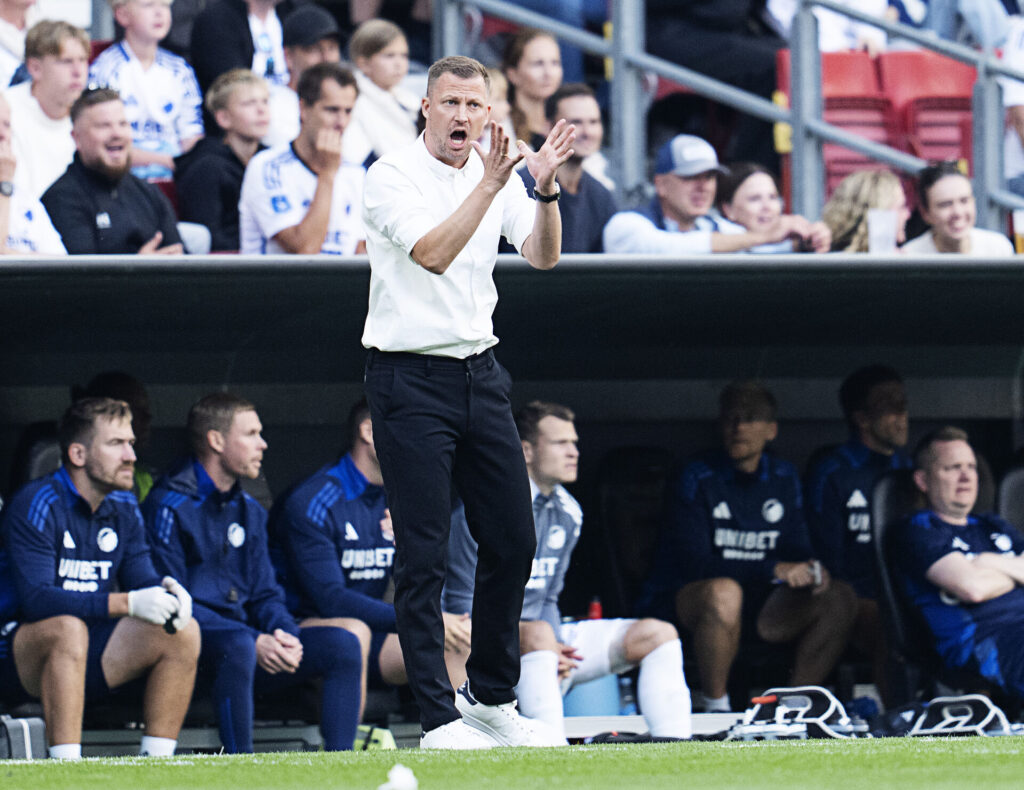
[358,417,373,446]
[66,441,88,469]
[913,468,927,494]
[522,440,534,466]
[421,96,429,121]
[25,56,41,81]
[766,421,779,443]
[207,428,226,454]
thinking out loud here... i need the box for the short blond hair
[205,68,268,116]
[349,18,405,62]
[25,20,89,60]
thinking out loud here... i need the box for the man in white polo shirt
[239,61,365,255]
[361,54,575,750]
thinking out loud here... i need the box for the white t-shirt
[3,192,66,254]
[1001,17,1024,180]
[248,10,288,87]
[262,83,299,149]
[3,82,74,200]
[343,70,420,166]
[89,41,204,180]
[361,134,537,358]
[239,142,366,255]
[901,227,1015,256]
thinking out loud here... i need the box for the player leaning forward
[361,54,575,749]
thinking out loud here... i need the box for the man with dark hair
[142,392,364,753]
[511,83,615,253]
[361,53,575,749]
[41,89,183,255]
[269,399,471,709]
[805,364,910,694]
[0,397,199,760]
[444,401,691,742]
[894,427,1024,699]
[640,381,857,712]
[239,61,365,255]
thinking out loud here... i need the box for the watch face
[0,182,12,197]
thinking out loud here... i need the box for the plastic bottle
[618,675,637,715]
[587,597,602,619]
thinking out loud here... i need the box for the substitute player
[239,61,365,255]
[444,401,692,741]
[361,54,575,749]
[0,397,198,759]
[269,398,472,707]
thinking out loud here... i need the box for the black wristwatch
[534,183,560,203]
[0,181,13,197]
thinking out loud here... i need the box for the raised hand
[470,120,526,192]
[316,128,343,176]
[519,118,576,193]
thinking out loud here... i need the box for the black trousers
[364,348,536,731]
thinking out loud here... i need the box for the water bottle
[587,597,603,619]
[618,675,637,715]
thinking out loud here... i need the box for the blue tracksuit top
[268,453,396,632]
[142,458,298,638]
[644,450,814,606]
[805,440,912,598]
[0,467,160,623]
[893,510,1024,673]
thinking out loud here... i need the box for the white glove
[161,576,192,633]
[127,585,179,625]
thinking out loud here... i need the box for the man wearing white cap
[603,134,811,255]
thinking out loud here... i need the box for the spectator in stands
[343,19,418,168]
[508,1,605,84]
[0,397,199,760]
[143,391,364,752]
[767,0,888,54]
[903,161,1014,255]
[190,0,301,95]
[42,88,184,254]
[263,4,341,149]
[4,20,87,200]
[443,401,691,742]
[891,0,1010,50]
[270,398,471,713]
[0,92,65,253]
[512,83,615,254]
[805,364,911,700]
[0,0,40,88]
[89,0,204,180]
[645,1,784,170]
[638,381,857,712]
[478,67,513,150]
[503,28,562,151]
[822,169,910,253]
[893,425,1024,700]
[348,0,431,66]
[176,69,269,251]
[1001,15,1024,198]
[717,162,831,253]
[603,135,824,255]
[240,62,365,255]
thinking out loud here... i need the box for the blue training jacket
[0,467,160,623]
[268,453,396,632]
[142,458,298,638]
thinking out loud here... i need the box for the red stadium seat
[89,39,112,64]
[151,178,179,218]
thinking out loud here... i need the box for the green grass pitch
[4,737,1024,790]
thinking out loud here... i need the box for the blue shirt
[0,467,160,623]
[893,510,1024,671]
[269,454,396,632]
[805,440,912,598]
[143,458,298,638]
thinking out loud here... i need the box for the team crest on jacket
[547,525,567,550]
[761,499,784,524]
[97,527,118,553]
[227,523,246,548]
[993,533,1014,552]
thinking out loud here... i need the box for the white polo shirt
[4,192,66,254]
[238,142,366,255]
[901,227,1014,256]
[361,134,536,358]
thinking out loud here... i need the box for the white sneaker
[419,718,499,750]
[455,682,566,747]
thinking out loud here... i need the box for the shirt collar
[55,466,93,513]
[192,458,239,504]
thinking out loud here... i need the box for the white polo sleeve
[602,211,713,255]
[362,158,438,255]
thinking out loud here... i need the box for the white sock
[48,743,82,760]
[139,735,177,757]
[703,693,731,713]
[637,639,692,738]
[515,650,565,740]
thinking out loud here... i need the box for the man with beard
[639,380,856,711]
[40,87,183,254]
[0,397,199,759]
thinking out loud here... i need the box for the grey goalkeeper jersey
[443,479,584,635]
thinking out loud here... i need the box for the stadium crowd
[4,0,1024,760]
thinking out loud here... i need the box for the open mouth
[450,130,468,147]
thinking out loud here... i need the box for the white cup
[867,209,899,254]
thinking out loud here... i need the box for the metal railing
[434,0,1024,228]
